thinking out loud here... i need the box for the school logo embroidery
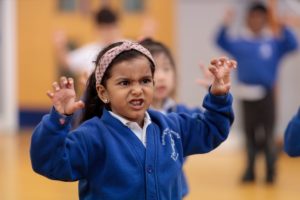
[259,43,272,60]
[162,128,181,161]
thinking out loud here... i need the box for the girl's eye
[119,80,129,86]
[142,78,152,84]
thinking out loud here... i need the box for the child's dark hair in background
[94,6,119,25]
[140,38,175,66]
[248,2,268,14]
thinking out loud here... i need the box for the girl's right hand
[47,77,85,115]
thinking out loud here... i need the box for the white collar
[109,111,151,147]
[109,111,151,128]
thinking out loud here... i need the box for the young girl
[30,41,236,200]
[140,38,201,197]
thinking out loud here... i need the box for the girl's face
[97,56,154,126]
[153,53,175,102]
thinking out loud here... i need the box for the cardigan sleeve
[284,108,300,157]
[168,92,234,156]
[277,26,298,58]
[30,107,93,181]
[215,25,236,56]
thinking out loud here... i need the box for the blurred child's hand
[53,30,67,48]
[79,71,89,88]
[209,57,237,96]
[46,77,85,115]
[223,8,235,26]
[196,62,214,89]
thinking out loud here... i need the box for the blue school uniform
[158,98,202,197]
[216,26,298,181]
[30,92,234,200]
[284,108,300,157]
[216,26,298,90]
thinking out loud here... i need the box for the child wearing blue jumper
[284,107,300,157]
[140,38,202,198]
[216,2,298,183]
[30,41,237,200]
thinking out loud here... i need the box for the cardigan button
[146,166,153,173]
[59,118,65,125]
[150,194,156,200]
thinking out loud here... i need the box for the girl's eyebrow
[114,74,153,80]
[114,77,130,81]
[140,75,153,79]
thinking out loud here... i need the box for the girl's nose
[131,84,143,96]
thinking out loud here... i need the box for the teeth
[131,100,142,106]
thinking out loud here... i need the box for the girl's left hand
[209,57,237,96]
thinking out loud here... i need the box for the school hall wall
[17,0,174,128]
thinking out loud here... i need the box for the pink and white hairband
[95,41,155,86]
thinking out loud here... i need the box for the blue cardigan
[284,108,300,157]
[216,26,298,90]
[164,102,203,197]
[30,93,234,200]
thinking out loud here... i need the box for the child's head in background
[93,7,121,44]
[140,38,177,109]
[246,2,268,34]
[81,41,155,126]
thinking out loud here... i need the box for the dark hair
[94,7,119,25]
[139,38,176,68]
[79,42,155,123]
[248,2,268,14]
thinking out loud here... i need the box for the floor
[0,131,300,200]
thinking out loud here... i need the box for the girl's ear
[96,84,109,103]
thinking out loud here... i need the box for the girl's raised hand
[209,57,237,96]
[46,77,85,115]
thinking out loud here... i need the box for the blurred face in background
[96,23,121,44]
[246,10,268,34]
[153,52,176,104]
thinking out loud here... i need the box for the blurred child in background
[140,38,203,197]
[54,6,122,81]
[215,1,298,183]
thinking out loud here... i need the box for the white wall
[0,0,17,133]
[175,0,300,147]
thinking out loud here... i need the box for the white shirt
[67,43,103,75]
[109,111,152,147]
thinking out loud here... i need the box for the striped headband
[95,41,155,86]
